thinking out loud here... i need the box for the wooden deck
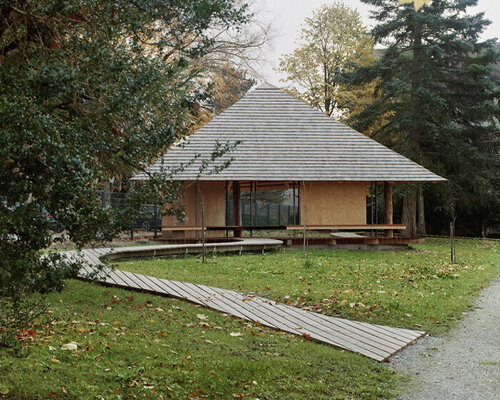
[62,239,425,362]
[162,224,406,231]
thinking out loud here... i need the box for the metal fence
[227,200,300,226]
[98,190,161,232]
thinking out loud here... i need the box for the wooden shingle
[134,83,445,182]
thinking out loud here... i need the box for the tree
[0,0,249,348]
[191,63,255,131]
[188,0,272,128]
[350,0,500,236]
[277,1,376,123]
[109,0,271,189]
[196,0,274,79]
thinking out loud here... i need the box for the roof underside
[134,83,446,182]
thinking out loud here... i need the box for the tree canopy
[277,1,376,123]
[0,0,250,345]
[350,0,500,236]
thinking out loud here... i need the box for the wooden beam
[232,180,242,237]
[162,224,407,232]
[162,226,205,231]
[286,224,405,231]
[384,182,393,238]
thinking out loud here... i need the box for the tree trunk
[417,186,426,236]
[408,20,423,155]
[103,181,111,208]
[402,24,423,239]
[402,186,417,237]
[481,217,488,238]
[200,190,206,264]
[302,181,307,256]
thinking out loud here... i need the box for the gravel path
[390,278,500,400]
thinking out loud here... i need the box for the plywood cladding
[163,180,367,237]
[300,182,366,226]
[162,181,226,239]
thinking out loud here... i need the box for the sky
[251,0,500,85]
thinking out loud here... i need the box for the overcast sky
[251,0,500,85]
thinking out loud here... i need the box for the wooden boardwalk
[62,239,425,362]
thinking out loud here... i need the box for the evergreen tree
[351,0,500,236]
[0,0,248,348]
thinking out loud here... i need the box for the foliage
[193,63,256,130]
[277,1,378,125]
[116,238,499,334]
[348,0,500,236]
[0,280,399,399]
[209,64,256,115]
[196,0,274,78]
[0,0,249,346]
[0,294,46,352]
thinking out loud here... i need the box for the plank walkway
[61,239,425,362]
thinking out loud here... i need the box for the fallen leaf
[61,342,78,351]
[196,314,208,320]
[230,332,242,337]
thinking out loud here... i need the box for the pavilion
[133,83,445,245]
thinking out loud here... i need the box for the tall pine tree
[351,0,500,236]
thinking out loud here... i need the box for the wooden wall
[162,181,226,239]
[299,182,366,225]
[163,180,368,239]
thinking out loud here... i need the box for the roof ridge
[255,82,279,90]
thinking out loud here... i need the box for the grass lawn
[114,238,499,334]
[1,238,497,399]
[0,281,397,400]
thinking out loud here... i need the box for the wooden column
[384,182,393,238]
[232,181,242,237]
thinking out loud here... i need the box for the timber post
[232,181,242,237]
[384,182,393,238]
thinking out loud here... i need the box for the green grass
[1,238,497,399]
[0,281,398,400]
[114,238,499,334]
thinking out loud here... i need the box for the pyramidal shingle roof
[134,83,446,182]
